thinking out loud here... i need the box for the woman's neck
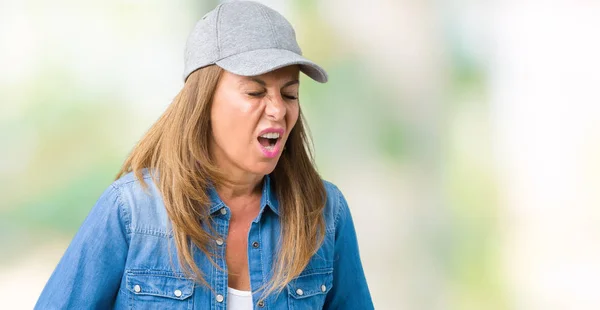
[216,174,263,212]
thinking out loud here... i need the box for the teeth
[259,132,280,139]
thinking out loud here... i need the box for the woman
[35,1,373,309]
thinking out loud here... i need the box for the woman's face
[209,65,300,179]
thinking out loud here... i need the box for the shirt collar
[208,174,280,220]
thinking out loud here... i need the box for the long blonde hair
[115,65,326,297]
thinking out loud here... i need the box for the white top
[227,286,253,310]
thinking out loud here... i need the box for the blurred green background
[2,0,600,309]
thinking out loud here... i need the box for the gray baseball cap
[183,1,328,83]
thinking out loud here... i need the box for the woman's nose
[264,94,286,120]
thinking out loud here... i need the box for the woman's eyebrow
[249,77,266,86]
[282,80,299,88]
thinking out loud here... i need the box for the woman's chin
[246,160,279,176]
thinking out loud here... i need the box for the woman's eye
[283,94,298,100]
[248,92,265,97]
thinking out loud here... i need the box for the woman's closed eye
[247,92,298,100]
[247,91,266,98]
[282,93,298,100]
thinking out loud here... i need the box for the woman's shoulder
[110,168,163,207]
[106,168,172,237]
[112,168,155,187]
[321,179,351,232]
[322,180,344,205]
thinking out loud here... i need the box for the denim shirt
[35,169,374,309]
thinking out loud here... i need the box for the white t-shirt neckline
[227,286,252,297]
[226,286,253,310]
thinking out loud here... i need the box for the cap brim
[215,48,328,83]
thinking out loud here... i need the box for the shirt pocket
[286,268,333,310]
[125,270,195,310]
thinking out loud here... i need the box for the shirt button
[174,289,182,297]
[257,300,265,307]
[321,284,327,292]
[252,241,259,248]
[216,238,224,246]
[133,285,141,293]
[220,208,227,215]
[216,294,224,302]
[296,288,303,296]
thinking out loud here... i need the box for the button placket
[248,222,265,308]
[212,207,229,308]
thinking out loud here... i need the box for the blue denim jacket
[35,169,373,309]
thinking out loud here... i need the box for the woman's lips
[256,127,285,158]
[257,137,281,158]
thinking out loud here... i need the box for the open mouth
[257,132,280,151]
